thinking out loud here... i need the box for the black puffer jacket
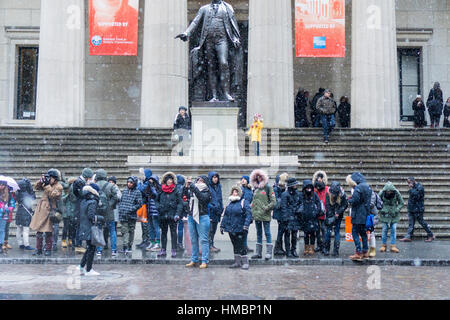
[184,178,212,217]
[78,186,100,241]
[15,179,36,227]
[348,172,372,225]
[325,182,348,221]
[298,180,323,233]
[280,188,301,229]
[157,173,183,221]
[408,182,425,214]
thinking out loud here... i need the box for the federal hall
[0,0,449,129]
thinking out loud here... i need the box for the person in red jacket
[313,170,328,253]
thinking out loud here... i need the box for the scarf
[190,182,208,224]
[229,195,241,202]
[161,184,175,193]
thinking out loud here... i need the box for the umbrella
[0,176,20,192]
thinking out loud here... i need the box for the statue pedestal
[127,101,298,198]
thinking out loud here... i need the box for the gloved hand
[220,227,224,235]
[174,215,180,222]
[243,226,249,235]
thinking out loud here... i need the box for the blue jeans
[381,222,397,245]
[321,114,336,141]
[177,219,184,244]
[97,221,117,253]
[188,215,210,264]
[352,224,368,253]
[324,218,342,243]
[0,219,6,245]
[255,221,272,244]
[149,215,160,241]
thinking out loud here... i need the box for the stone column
[140,0,188,128]
[351,0,399,128]
[247,0,294,128]
[36,0,85,127]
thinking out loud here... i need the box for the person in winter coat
[61,177,77,249]
[30,169,63,256]
[78,184,105,276]
[367,190,381,258]
[15,179,36,251]
[313,170,328,253]
[247,114,264,156]
[136,168,153,250]
[427,82,444,128]
[324,182,348,256]
[346,172,372,261]
[1,184,14,252]
[316,89,337,143]
[107,176,121,231]
[0,180,15,254]
[94,169,119,257]
[311,88,325,127]
[249,169,276,260]
[337,96,351,128]
[298,180,324,256]
[220,185,252,270]
[378,182,404,253]
[144,174,161,252]
[173,106,191,156]
[280,178,301,258]
[157,172,183,258]
[185,175,212,269]
[240,175,253,253]
[73,168,94,254]
[118,176,143,254]
[412,95,427,128]
[273,173,288,256]
[443,97,450,128]
[208,171,224,253]
[295,88,310,127]
[400,177,435,242]
[176,175,187,250]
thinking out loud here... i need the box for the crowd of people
[0,166,436,275]
[413,82,450,128]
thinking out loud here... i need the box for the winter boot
[390,245,400,253]
[309,245,316,257]
[157,249,167,257]
[362,251,370,259]
[303,244,309,256]
[251,243,262,259]
[4,241,11,249]
[265,243,273,260]
[229,255,241,268]
[291,248,299,258]
[61,240,68,248]
[171,249,177,258]
[380,244,387,252]
[273,240,285,256]
[350,252,363,261]
[369,247,376,258]
[323,241,330,256]
[241,255,249,270]
[332,241,340,257]
[68,239,73,247]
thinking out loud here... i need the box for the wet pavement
[0,264,448,300]
[0,236,449,266]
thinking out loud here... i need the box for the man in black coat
[294,88,309,127]
[311,88,325,127]
[73,168,94,253]
[400,177,434,242]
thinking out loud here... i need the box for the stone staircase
[242,128,450,239]
[1,127,449,239]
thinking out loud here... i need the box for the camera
[42,174,51,186]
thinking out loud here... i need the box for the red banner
[295,0,345,58]
[89,0,139,56]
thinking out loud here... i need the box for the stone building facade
[0,0,449,128]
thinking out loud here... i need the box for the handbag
[325,215,336,227]
[48,197,62,224]
[90,216,106,247]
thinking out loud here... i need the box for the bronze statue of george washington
[176,0,243,102]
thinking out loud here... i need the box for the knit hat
[179,106,187,111]
[90,183,100,194]
[230,185,243,198]
[286,178,299,188]
[108,176,117,184]
[241,175,250,184]
[95,169,107,180]
[82,168,94,179]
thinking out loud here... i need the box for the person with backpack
[15,179,36,251]
[240,175,253,253]
[426,82,444,128]
[346,172,372,261]
[94,169,119,257]
[298,180,324,256]
[249,169,276,260]
[273,173,288,256]
[378,182,404,253]
[324,182,348,256]
[220,185,252,270]
[208,171,224,253]
[61,177,77,249]
[156,172,183,258]
[118,176,143,254]
[280,178,301,258]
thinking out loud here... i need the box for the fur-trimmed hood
[250,169,269,189]
[346,175,357,188]
[278,173,289,187]
[229,185,243,198]
[161,172,177,185]
[312,170,328,186]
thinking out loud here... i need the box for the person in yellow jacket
[247,114,263,156]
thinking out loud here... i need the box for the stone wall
[0,0,41,125]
